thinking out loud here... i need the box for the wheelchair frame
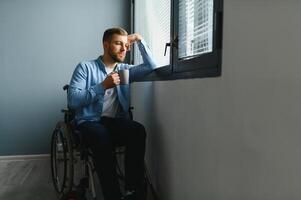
[50,85,159,200]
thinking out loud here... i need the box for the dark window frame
[132,0,223,81]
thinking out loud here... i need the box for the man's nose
[121,44,126,51]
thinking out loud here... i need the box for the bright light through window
[134,0,170,68]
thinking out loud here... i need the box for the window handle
[164,36,178,56]
[164,42,170,56]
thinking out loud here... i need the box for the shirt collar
[96,56,106,74]
[96,56,119,75]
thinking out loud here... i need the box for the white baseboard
[0,154,50,161]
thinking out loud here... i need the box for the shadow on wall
[133,82,173,198]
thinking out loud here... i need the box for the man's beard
[108,49,125,63]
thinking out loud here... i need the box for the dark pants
[77,117,146,200]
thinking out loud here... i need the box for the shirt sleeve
[67,63,105,109]
[129,39,157,82]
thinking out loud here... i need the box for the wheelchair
[50,85,157,200]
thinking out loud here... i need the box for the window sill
[135,64,221,82]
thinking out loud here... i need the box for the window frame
[131,0,223,81]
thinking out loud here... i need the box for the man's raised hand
[127,33,142,51]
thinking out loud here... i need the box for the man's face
[105,34,128,62]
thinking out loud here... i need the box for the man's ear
[103,41,109,51]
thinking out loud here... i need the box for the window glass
[178,0,214,59]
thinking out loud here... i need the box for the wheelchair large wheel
[51,121,74,195]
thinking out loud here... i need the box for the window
[132,0,223,80]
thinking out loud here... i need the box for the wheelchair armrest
[129,106,134,120]
[61,109,69,113]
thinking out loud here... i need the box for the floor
[0,156,156,200]
[0,157,58,200]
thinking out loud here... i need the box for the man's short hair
[102,27,128,43]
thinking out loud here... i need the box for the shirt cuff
[137,38,147,47]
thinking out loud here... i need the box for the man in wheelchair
[67,27,156,200]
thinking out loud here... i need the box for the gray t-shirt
[101,67,120,118]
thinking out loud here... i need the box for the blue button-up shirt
[68,39,156,124]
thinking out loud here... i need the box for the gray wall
[0,0,130,156]
[131,0,301,199]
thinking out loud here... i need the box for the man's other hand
[127,33,142,51]
[101,72,120,90]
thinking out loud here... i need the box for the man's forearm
[128,39,156,82]
[137,39,156,69]
[68,84,105,109]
